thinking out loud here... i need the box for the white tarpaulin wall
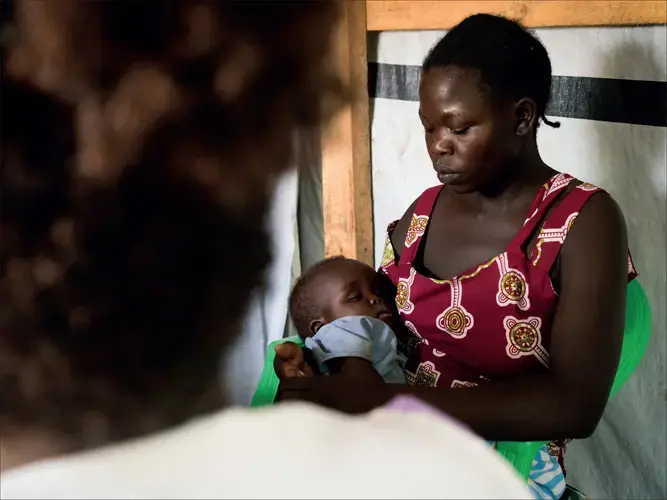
[369,26,666,499]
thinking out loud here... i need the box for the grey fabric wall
[285,130,325,338]
[368,26,666,499]
[219,170,299,405]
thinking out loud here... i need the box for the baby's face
[315,259,394,330]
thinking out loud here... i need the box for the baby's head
[289,256,394,339]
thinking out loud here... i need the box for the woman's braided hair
[423,14,560,130]
[1,0,344,448]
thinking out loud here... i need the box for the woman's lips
[436,170,460,184]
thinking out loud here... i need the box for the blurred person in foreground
[0,1,530,498]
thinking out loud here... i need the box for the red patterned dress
[379,172,638,470]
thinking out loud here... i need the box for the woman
[0,2,530,498]
[277,14,637,499]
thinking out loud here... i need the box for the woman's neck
[479,143,552,200]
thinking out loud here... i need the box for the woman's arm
[279,193,629,442]
[327,358,386,382]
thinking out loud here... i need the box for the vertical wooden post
[321,0,373,265]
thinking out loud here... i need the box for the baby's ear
[309,317,325,336]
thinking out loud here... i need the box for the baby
[284,256,407,383]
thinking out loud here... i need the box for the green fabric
[250,335,304,408]
[496,279,652,478]
[250,281,651,481]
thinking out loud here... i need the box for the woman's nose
[430,129,454,156]
[369,295,382,306]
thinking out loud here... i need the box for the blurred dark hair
[1,0,344,448]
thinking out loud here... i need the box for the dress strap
[530,181,603,272]
[508,172,575,251]
[398,185,443,267]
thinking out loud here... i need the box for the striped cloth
[527,445,567,499]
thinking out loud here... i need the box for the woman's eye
[347,293,361,301]
[453,126,470,135]
[421,122,434,134]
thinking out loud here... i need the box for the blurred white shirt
[1,401,531,499]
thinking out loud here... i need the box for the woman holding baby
[276,14,637,500]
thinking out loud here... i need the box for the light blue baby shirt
[304,315,407,384]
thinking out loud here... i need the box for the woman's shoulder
[389,198,417,257]
[0,403,532,499]
[209,403,532,498]
[389,186,442,256]
[553,176,627,246]
[553,178,637,281]
[561,186,628,257]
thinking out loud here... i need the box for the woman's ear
[514,97,538,136]
[309,318,325,336]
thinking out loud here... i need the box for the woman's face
[418,66,518,193]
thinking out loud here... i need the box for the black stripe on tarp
[368,62,667,127]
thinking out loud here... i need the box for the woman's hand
[274,342,315,379]
[277,374,395,414]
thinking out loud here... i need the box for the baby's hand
[274,342,315,379]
